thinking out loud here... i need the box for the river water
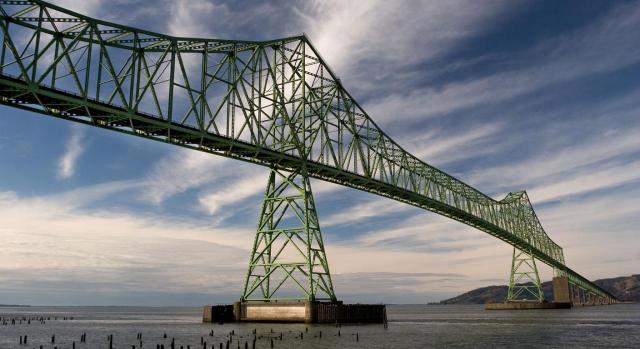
[1,304,638,348]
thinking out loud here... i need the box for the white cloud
[57,125,86,179]
[539,187,640,239]
[2,172,636,304]
[48,0,103,17]
[323,198,412,227]
[309,178,344,196]
[364,1,640,124]
[0,185,515,303]
[166,0,222,38]
[141,147,272,225]
[0,186,251,299]
[470,126,640,192]
[529,160,640,204]
[143,147,347,219]
[142,150,229,205]
[327,231,518,298]
[197,170,267,216]
[409,122,505,166]
[533,186,640,278]
[349,213,491,252]
[298,0,516,83]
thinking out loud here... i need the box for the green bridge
[0,0,617,306]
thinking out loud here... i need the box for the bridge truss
[0,0,616,303]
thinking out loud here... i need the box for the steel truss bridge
[0,1,617,304]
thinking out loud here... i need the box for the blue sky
[1,0,639,305]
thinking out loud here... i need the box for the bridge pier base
[202,302,387,323]
[200,168,387,324]
[553,276,571,303]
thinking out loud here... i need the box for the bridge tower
[240,167,337,302]
[506,246,544,302]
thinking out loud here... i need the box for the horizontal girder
[0,0,616,301]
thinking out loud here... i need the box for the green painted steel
[0,0,616,303]
[506,247,544,302]
[241,167,336,302]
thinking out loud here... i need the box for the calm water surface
[1,304,638,348]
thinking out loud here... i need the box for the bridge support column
[571,284,581,305]
[240,167,337,303]
[506,246,544,302]
[552,276,570,303]
[576,286,583,305]
[569,283,576,304]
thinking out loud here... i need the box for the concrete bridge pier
[203,301,387,323]
[554,276,594,306]
[552,276,571,304]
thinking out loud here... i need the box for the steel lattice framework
[242,167,337,302]
[0,1,616,302]
[506,247,545,302]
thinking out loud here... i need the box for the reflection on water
[1,304,639,348]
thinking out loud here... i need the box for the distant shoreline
[438,274,639,304]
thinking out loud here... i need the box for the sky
[1,0,639,305]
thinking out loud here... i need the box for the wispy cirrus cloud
[364,1,640,125]
[407,122,506,166]
[57,125,86,179]
[469,124,640,196]
[527,159,640,204]
[323,198,412,228]
[0,185,513,304]
[0,184,251,305]
[141,150,228,205]
[349,213,493,253]
[533,184,640,277]
[197,170,267,217]
[48,0,103,16]
[298,0,519,89]
[165,0,220,38]
[141,148,271,222]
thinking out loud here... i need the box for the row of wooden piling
[10,327,365,348]
[2,315,73,326]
